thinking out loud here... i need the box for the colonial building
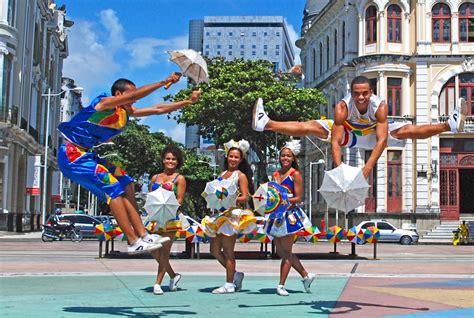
[298,0,474,224]
[0,0,73,230]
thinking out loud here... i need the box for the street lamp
[41,86,83,225]
[305,136,329,231]
[198,160,218,178]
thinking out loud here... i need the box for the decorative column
[403,71,411,115]
[378,71,385,98]
[452,12,459,54]
[358,15,364,56]
[404,12,411,54]
[425,11,432,54]
[378,11,385,53]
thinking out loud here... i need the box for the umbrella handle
[164,72,183,89]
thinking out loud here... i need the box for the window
[217,32,221,36]
[326,36,330,70]
[205,32,210,36]
[365,150,377,212]
[252,51,256,56]
[252,31,256,36]
[240,44,245,49]
[264,45,267,49]
[459,2,474,42]
[313,48,317,80]
[228,45,232,49]
[276,31,280,36]
[205,44,209,49]
[229,32,233,36]
[240,51,244,56]
[387,4,402,42]
[275,51,279,55]
[387,78,402,116]
[361,222,375,229]
[369,78,378,95]
[366,5,377,44]
[228,51,232,56]
[319,42,323,75]
[432,3,451,43]
[205,51,209,55]
[276,44,280,49]
[439,73,474,116]
[263,51,267,55]
[217,51,221,55]
[252,44,256,49]
[217,44,221,49]
[1,54,13,108]
[240,32,245,37]
[377,222,395,230]
[342,22,346,58]
[264,32,268,36]
[387,150,402,212]
[334,29,338,63]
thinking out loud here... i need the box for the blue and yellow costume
[264,168,311,237]
[57,93,134,204]
[202,170,257,237]
[146,174,188,234]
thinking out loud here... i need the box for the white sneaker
[233,272,244,292]
[169,273,182,291]
[142,233,171,245]
[212,284,235,294]
[448,98,467,133]
[153,284,163,295]
[276,285,289,296]
[302,273,315,293]
[127,238,162,255]
[252,98,269,132]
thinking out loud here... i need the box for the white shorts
[315,119,408,149]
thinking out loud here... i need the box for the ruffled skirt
[202,208,257,237]
[264,206,311,237]
[146,213,190,234]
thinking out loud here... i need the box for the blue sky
[59,0,306,143]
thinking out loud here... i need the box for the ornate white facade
[299,0,474,220]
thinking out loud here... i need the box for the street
[0,234,473,317]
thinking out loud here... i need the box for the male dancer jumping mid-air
[58,73,200,254]
[252,75,467,178]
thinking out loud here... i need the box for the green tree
[170,57,326,183]
[96,120,213,219]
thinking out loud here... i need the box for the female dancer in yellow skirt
[265,140,315,296]
[148,145,187,295]
[202,139,257,294]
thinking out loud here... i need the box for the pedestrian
[265,139,315,296]
[459,220,470,245]
[252,75,467,178]
[57,73,201,254]
[202,139,257,294]
[147,144,187,295]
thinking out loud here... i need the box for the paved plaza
[0,233,473,317]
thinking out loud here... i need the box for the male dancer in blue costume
[58,73,200,254]
[253,75,467,179]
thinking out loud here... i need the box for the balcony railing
[439,115,474,132]
[0,106,18,125]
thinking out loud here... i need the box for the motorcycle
[41,221,83,242]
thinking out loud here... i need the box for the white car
[356,220,419,245]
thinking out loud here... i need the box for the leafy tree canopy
[169,57,326,182]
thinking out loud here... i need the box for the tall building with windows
[0,1,72,231]
[298,0,474,223]
[185,16,296,150]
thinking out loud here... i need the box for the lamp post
[198,160,218,178]
[41,86,83,225]
[305,136,329,231]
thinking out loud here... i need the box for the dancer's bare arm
[95,73,181,111]
[362,102,388,178]
[175,175,186,205]
[290,170,303,205]
[131,90,201,117]
[331,101,348,167]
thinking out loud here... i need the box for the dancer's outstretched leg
[252,98,329,139]
[391,98,467,139]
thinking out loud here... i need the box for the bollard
[350,242,357,256]
[373,242,377,259]
[98,241,103,258]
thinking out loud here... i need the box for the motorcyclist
[51,208,70,237]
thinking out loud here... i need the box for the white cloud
[169,124,186,144]
[62,9,188,102]
[286,22,301,65]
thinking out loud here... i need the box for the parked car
[95,215,118,227]
[48,214,102,239]
[356,220,419,245]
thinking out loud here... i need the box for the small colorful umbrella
[326,225,344,243]
[144,187,180,227]
[256,226,273,243]
[167,49,209,85]
[186,225,206,243]
[144,220,158,233]
[95,223,114,241]
[113,226,127,241]
[237,230,257,243]
[366,226,380,244]
[303,226,321,243]
[346,226,365,245]
[201,178,238,212]
[252,182,291,216]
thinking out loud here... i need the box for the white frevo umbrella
[167,49,209,85]
[201,178,238,212]
[144,187,180,227]
[318,163,370,213]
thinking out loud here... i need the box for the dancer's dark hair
[224,147,254,191]
[161,144,184,169]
